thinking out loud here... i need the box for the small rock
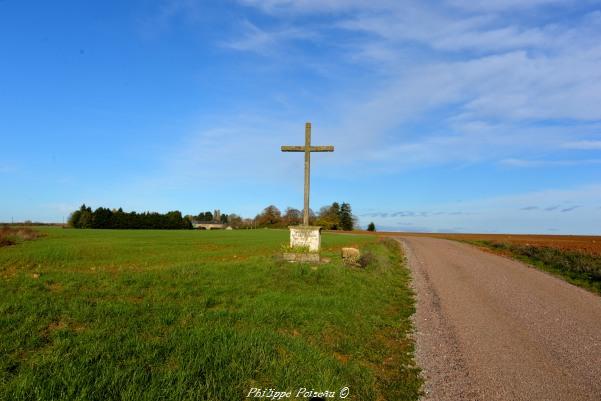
[341,247,361,266]
[341,247,361,259]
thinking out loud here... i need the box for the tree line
[194,211,229,224]
[253,202,356,230]
[68,205,192,229]
[68,202,359,230]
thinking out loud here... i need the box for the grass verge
[0,228,421,401]
[467,240,601,295]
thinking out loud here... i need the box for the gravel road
[398,236,601,401]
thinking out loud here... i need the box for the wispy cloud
[362,210,468,218]
[239,0,392,14]
[137,1,601,176]
[221,20,317,54]
[356,184,601,234]
[447,0,578,12]
[136,0,203,37]
[231,0,601,174]
[562,140,601,150]
[241,0,582,15]
[520,204,583,212]
[501,159,601,167]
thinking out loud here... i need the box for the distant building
[192,208,228,229]
[192,222,226,230]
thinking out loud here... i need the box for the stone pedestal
[289,225,322,252]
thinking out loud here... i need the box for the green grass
[467,240,601,295]
[0,228,421,401]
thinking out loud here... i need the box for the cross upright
[281,122,334,226]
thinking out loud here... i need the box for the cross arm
[281,145,335,152]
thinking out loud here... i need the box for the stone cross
[281,122,334,226]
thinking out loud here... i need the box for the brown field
[346,231,601,256]
[0,225,44,247]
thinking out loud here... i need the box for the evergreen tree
[339,202,353,231]
[367,222,376,232]
[78,204,93,229]
[92,207,113,228]
[69,205,193,230]
[331,202,341,221]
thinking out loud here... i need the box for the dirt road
[398,236,601,401]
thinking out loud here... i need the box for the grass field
[0,228,421,401]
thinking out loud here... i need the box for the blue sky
[1,0,601,233]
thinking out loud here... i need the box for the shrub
[358,251,376,268]
[0,226,43,247]
[0,237,16,247]
[15,228,42,241]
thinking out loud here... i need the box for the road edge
[397,237,479,401]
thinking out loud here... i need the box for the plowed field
[374,232,601,256]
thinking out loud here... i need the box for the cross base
[282,252,321,263]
